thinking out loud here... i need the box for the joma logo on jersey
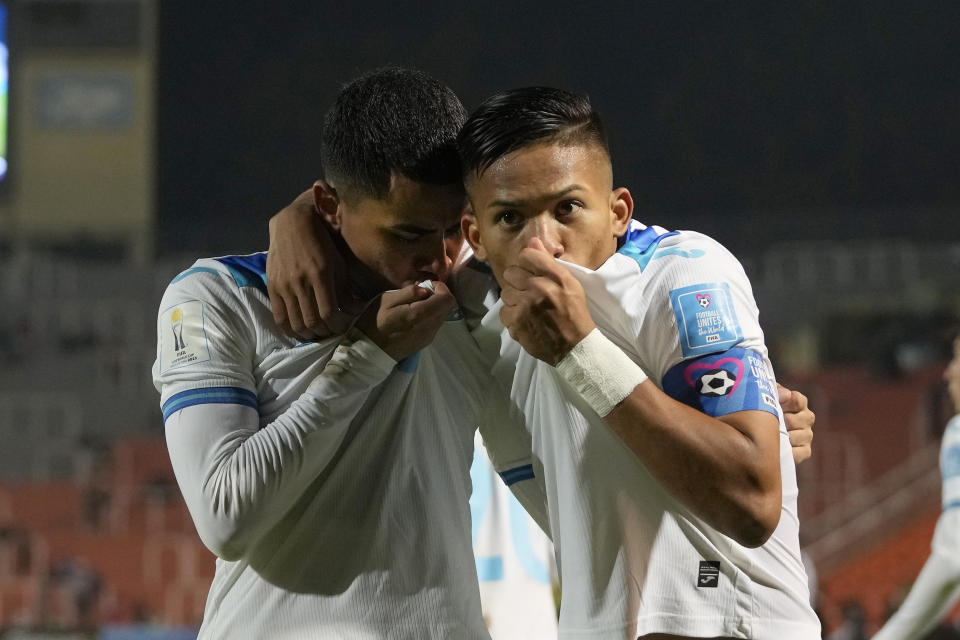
[697,560,720,587]
[696,294,711,308]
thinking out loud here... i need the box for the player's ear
[313,180,342,230]
[462,205,488,262]
[610,187,634,238]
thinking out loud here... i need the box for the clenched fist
[357,282,456,361]
[499,238,596,366]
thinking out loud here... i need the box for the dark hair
[321,67,467,200]
[458,87,609,177]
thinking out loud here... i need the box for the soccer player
[871,334,960,640]
[259,76,818,636]
[456,87,821,638]
[153,68,499,639]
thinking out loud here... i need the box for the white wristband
[555,328,648,417]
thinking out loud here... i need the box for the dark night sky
[157,1,960,257]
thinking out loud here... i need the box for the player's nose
[418,236,451,282]
[532,216,564,259]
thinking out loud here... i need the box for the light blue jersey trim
[170,267,221,284]
[161,386,258,421]
[652,247,706,260]
[475,556,504,582]
[396,352,421,373]
[944,500,960,513]
[499,464,535,486]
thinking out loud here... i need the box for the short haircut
[458,87,609,177]
[321,67,467,200]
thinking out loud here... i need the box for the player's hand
[266,188,362,340]
[499,238,596,366]
[780,384,814,464]
[357,282,456,361]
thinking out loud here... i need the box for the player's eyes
[391,230,424,242]
[494,210,522,228]
[557,200,584,216]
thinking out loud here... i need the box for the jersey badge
[662,347,779,419]
[697,560,720,587]
[697,368,737,397]
[158,300,211,373]
[669,282,742,358]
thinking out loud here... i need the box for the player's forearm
[167,335,395,560]
[605,382,782,547]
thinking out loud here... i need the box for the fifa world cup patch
[662,347,780,419]
[669,282,743,358]
[158,300,211,373]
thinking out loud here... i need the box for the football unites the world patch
[158,299,212,373]
[668,282,743,358]
[661,347,780,419]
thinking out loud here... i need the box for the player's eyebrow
[489,185,584,208]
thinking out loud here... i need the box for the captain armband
[554,328,648,418]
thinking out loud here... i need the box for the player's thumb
[777,383,791,404]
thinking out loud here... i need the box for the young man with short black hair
[458,86,821,638]
[155,67,496,639]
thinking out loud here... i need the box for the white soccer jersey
[471,433,557,640]
[941,414,960,516]
[153,253,495,640]
[872,414,960,640]
[478,221,820,639]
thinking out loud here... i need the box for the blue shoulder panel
[661,347,779,419]
[617,225,679,271]
[215,254,268,295]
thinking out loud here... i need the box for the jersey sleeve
[153,264,257,412]
[476,381,551,538]
[153,265,397,560]
[628,236,780,420]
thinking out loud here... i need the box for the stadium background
[1,1,959,637]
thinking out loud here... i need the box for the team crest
[696,293,712,308]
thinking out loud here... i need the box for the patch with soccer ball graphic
[697,368,737,397]
[662,347,780,419]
